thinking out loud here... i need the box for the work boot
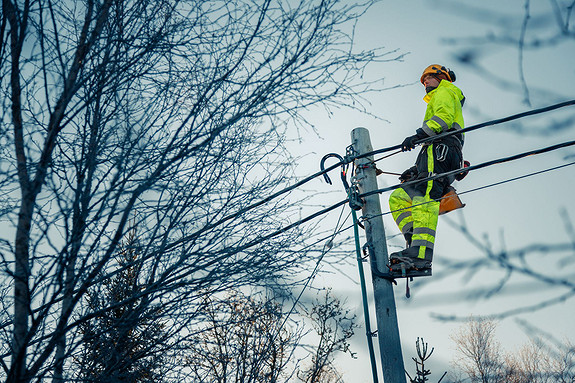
[389,247,432,272]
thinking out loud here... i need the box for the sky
[289,1,575,381]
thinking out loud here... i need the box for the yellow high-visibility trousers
[389,145,440,260]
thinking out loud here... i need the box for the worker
[388,64,465,273]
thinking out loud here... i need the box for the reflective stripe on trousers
[389,188,413,236]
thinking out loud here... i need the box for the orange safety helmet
[420,64,456,84]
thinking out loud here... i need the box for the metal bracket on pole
[363,243,397,285]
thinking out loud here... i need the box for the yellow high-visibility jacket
[421,80,465,142]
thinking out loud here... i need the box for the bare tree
[185,290,301,383]
[449,318,506,383]
[440,0,575,108]
[299,288,357,383]
[504,338,575,383]
[449,318,575,383]
[427,209,575,322]
[183,288,358,383]
[504,342,549,383]
[0,1,396,381]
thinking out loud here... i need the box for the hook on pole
[319,152,350,189]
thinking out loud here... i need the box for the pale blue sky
[292,1,575,381]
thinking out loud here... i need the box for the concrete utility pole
[351,127,406,383]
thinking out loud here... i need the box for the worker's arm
[421,88,457,135]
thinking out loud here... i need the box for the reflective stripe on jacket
[421,80,465,142]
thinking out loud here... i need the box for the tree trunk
[10,197,34,382]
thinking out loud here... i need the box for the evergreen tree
[73,234,169,382]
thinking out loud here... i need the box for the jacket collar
[423,79,459,103]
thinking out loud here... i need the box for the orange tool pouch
[439,187,465,215]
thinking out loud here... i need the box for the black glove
[401,136,417,152]
[399,166,418,183]
[401,129,427,152]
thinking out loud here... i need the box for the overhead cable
[167,100,575,253]
[203,99,575,238]
[278,159,575,249]
[231,138,575,254]
[357,98,575,160]
[458,160,575,197]
[378,160,575,221]
[233,199,348,254]
[361,139,575,198]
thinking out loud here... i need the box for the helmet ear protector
[442,66,456,82]
[421,65,456,84]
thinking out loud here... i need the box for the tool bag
[439,186,465,215]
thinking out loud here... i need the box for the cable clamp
[344,144,357,164]
[356,162,376,170]
[348,185,364,211]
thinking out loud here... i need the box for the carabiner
[435,143,448,162]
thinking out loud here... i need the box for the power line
[361,139,575,198]
[377,160,575,221]
[233,199,348,254]
[254,159,575,261]
[230,138,575,256]
[458,160,575,197]
[163,165,343,254]
[241,137,575,253]
[357,98,575,160]
[165,100,575,253]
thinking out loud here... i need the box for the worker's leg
[389,145,435,267]
[389,188,414,245]
[390,143,462,270]
[411,144,442,260]
[411,194,439,260]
